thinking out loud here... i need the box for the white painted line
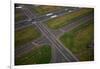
[50,15,58,18]
[16,6,22,8]
[46,13,53,16]
[68,10,72,12]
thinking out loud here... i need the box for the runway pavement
[34,21,79,62]
[15,5,93,63]
[15,6,80,30]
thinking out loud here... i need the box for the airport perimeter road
[15,5,80,62]
[58,14,94,35]
[34,22,79,62]
[15,6,80,30]
[23,5,79,61]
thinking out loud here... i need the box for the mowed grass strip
[47,8,94,29]
[15,26,41,46]
[33,5,61,15]
[60,21,94,61]
[15,45,51,65]
[15,8,27,22]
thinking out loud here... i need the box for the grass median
[46,8,94,29]
[15,45,51,65]
[33,5,62,15]
[60,21,94,61]
[15,26,41,46]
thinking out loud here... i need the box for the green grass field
[15,26,41,46]
[15,9,27,22]
[15,45,51,65]
[60,21,94,61]
[33,5,61,15]
[46,8,94,29]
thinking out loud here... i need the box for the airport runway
[15,5,93,63]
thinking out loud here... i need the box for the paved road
[15,20,33,31]
[15,7,80,30]
[21,5,37,19]
[15,35,51,58]
[57,14,94,37]
[34,22,78,62]
[15,42,34,58]
[15,15,92,62]
[15,5,92,62]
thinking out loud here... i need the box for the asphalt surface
[56,14,94,38]
[25,5,79,61]
[34,21,78,62]
[15,14,92,62]
[15,5,93,63]
[15,7,80,30]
